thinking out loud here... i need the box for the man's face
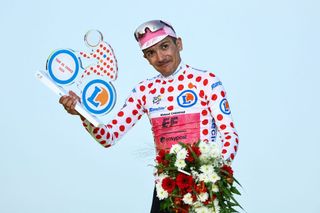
[143,37,182,77]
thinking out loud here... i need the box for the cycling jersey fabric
[82,63,239,161]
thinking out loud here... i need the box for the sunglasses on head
[134,20,175,41]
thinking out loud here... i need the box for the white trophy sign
[36,30,118,127]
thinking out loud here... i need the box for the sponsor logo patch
[211,81,222,89]
[177,90,198,108]
[219,98,231,115]
[82,79,116,115]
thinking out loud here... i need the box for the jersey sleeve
[81,86,146,148]
[206,72,239,162]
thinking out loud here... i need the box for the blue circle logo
[219,98,231,115]
[177,90,198,108]
[47,49,79,85]
[82,79,116,115]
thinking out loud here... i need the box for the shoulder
[131,74,160,93]
[186,65,222,84]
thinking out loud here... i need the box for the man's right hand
[59,91,81,116]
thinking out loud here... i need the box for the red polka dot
[201,110,208,116]
[160,88,165,94]
[100,140,106,145]
[126,117,132,124]
[148,83,153,88]
[105,144,111,148]
[221,91,225,97]
[118,111,124,117]
[220,124,227,130]
[224,142,230,147]
[236,138,239,143]
[211,94,217,101]
[96,135,102,139]
[217,114,223,121]
[202,119,209,125]
[155,79,161,83]
[167,106,174,111]
[106,132,111,139]
[202,129,209,135]
[114,132,119,138]
[140,85,145,92]
[187,74,193,79]
[178,84,184,90]
[168,96,174,102]
[100,129,105,135]
[168,86,174,92]
[222,149,227,154]
[93,128,99,134]
[226,135,231,140]
[230,153,235,160]
[132,109,138,115]
[196,76,202,82]
[150,88,157,94]
[230,122,234,128]
[112,119,117,125]
[162,80,167,84]
[201,101,207,106]
[199,90,204,98]
[136,104,141,109]
[178,75,184,81]
[209,73,215,77]
[203,79,208,86]
[128,97,134,102]
[119,125,125,132]
[234,146,238,152]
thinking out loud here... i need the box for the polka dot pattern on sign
[80,42,118,81]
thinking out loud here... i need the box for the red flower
[176,173,194,190]
[221,165,234,176]
[156,149,169,166]
[186,145,202,163]
[192,146,201,157]
[162,177,176,193]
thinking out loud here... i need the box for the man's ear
[176,37,183,51]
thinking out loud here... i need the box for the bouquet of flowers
[154,141,242,213]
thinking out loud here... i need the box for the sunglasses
[134,20,175,41]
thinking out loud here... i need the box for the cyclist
[59,20,239,213]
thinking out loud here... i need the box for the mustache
[157,59,170,66]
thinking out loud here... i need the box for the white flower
[198,173,209,183]
[199,141,210,154]
[211,184,219,193]
[191,170,200,180]
[174,159,186,169]
[209,143,221,158]
[176,148,188,160]
[208,171,221,183]
[182,193,193,205]
[170,144,182,154]
[198,192,209,202]
[194,206,211,213]
[214,199,220,213]
[156,184,168,200]
[200,165,214,175]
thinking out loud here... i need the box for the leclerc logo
[177,90,198,108]
[82,79,116,115]
[219,98,231,115]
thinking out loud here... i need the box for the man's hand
[59,91,81,116]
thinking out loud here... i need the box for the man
[59,20,239,213]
